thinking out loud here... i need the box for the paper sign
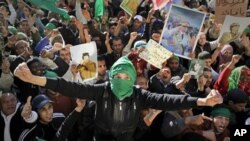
[139,39,172,69]
[215,0,248,24]
[120,0,140,16]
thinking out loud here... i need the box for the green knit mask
[109,56,136,100]
[110,78,134,100]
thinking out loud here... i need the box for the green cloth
[8,26,17,35]
[211,107,231,119]
[28,0,70,21]
[44,70,58,78]
[16,32,27,40]
[109,56,136,100]
[228,66,245,91]
[94,0,104,18]
[243,27,250,34]
[45,23,56,30]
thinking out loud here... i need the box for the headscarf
[109,56,136,100]
[229,66,250,95]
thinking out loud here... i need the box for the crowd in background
[0,0,250,141]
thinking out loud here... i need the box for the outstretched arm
[14,63,103,100]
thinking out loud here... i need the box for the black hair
[110,36,123,46]
[0,3,10,15]
[51,35,64,45]
[82,52,90,58]
[97,54,106,61]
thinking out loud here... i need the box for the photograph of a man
[160,4,205,59]
[219,23,241,44]
[78,52,97,80]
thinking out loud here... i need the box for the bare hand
[231,55,241,65]
[21,96,32,119]
[75,98,86,112]
[202,130,216,141]
[52,42,64,52]
[70,64,78,76]
[84,29,91,43]
[204,89,223,107]
[182,73,191,83]
[130,32,138,41]
[223,137,230,141]
[14,63,33,83]
[185,113,212,126]
[104,32,110,45]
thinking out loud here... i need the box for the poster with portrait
[189,59,205,79]
[218,16,250,45]
[139,39,172,69]
[160,4,205,60]
[120,0,140,16]
[70,42,97,82]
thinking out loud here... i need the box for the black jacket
[19,113,65,141]
[0,104,31,141]
[10,56,69,103]
[45,78,199,141]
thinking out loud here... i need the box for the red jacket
[213,67,233,95]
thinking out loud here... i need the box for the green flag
[28,0,70,21]
[94,0,104,18]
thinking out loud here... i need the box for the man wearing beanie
[14,56,223,141]
[198,105,231,141]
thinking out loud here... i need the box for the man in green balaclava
[109,56,137,100]
[14,55,224,141]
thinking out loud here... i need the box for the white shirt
[1,103,20,141]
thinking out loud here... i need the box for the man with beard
[167,55,187,77]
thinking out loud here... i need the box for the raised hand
[52,42,64,52]
[75,98,86,112]
[231,54,241,65]
[182,73,191,84]
[14,62,33,83]
[21,96,32,119]
[130,32,138,41]
[204,89,223,107]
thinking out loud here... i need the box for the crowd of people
[0,0,250,141]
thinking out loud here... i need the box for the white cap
[134,15,143,22]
